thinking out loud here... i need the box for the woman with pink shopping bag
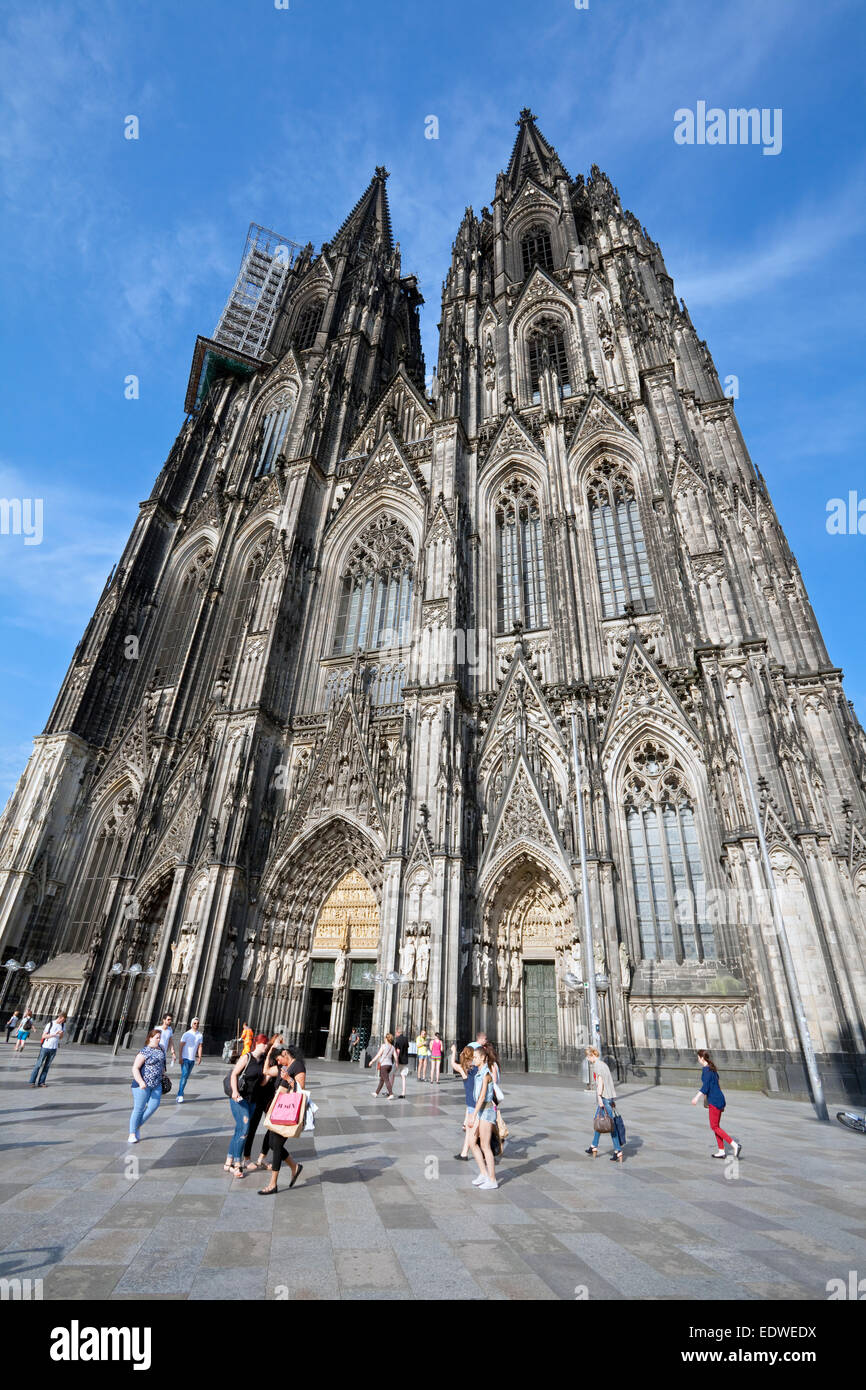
[257,1044,307,1196]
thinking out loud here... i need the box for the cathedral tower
[1,116,864,1095]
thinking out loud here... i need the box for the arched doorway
[479,852,574,1071]
[307,869,380,1058]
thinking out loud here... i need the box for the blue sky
[0,0,864,799]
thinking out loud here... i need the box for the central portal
[307,869,380,1059]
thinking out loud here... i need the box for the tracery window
[254,393,293,477]
[527,317,571,403]
[587,462,655,619]
[623,742,715,962]
[332,517,414,655]
[495,478,548,633]
[293,299,324,351]
[223,545,266,656]
[521,224,554,277]
[154,548,212,683]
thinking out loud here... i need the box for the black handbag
[161,1072,172,1094]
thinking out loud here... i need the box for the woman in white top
[368,1034,397,1099]
[584,1046,622,1162]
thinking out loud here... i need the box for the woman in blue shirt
[466,1042,499,1190]
[451,1045,478,1160]
[691,1049,742,1159]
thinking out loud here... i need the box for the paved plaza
[0,1044,863,1301]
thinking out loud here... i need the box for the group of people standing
[224,1031,307,1194]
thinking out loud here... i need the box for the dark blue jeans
[29,1047,57,1086]
[592,1097,621,1153]
[178,1058,195,1097]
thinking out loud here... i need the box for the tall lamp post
[0,958,36,1014]
[727,692,828,1122]
[111,963,155,1055]
[569,706,601,1051]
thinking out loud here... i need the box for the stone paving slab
[0,1043,863,1300]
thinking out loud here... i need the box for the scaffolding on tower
[184,222,304,414]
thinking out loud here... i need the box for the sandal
[230,1165,245,1178]
[223,1160,233,1171]
[258,1185,278,1196]
[289,1163,304,1189]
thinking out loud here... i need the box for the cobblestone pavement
[0,1045,862,1301]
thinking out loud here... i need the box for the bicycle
[836,1110,866,1135]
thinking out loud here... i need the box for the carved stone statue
[219,941,237,982]
[399,936,416,977]
[471,941,481,986]
[294,950,309,982]
[254,948,266,986]
[510,948,521,991]
[570,938,583,976]
[593,941,606,974]
[333,950,347,990]
[497,946,507,982]
[619,942,632,989]
[267,946,281,987]
[415,936,430,982]
[480,945,492,987]
[240,935,255,982]
[178,927,196,975]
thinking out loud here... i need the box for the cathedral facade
[1,112,865,1093]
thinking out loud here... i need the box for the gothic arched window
[293,299,324,351]
[587,462,655,619]
[521,224,554,277]
[623,742,715,963]
[332,517,414,655]
[495,478,548,633]
[223,544,266,658]
[527,318,571,403]
[154,548,212,683]
[255,393,293,477]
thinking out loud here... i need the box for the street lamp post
[111,963,154,1056]
[727,692,828,1123]
[569,708,601,1051]
[0,958,36,1014]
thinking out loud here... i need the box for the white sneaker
[471,1174,487,1185]
[371,1091,380,1097]
[478,1178,499,1190]
[385,1094,394,1101]
[711,1149,726,1158]
[127,1134,139,1144]
[177,1095,184,1104]
[731,1140,742,1158]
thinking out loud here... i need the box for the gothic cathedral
[2,113,865,1093]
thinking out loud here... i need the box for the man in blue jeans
[29,1012,66,1087]
[176,1018,203,1103]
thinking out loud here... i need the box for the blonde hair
[385,1033,394,1044]
[585,1046,599,1060]
[459,1046,475,1069]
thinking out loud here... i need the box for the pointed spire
[504,109,568,189]
[329,166,394,257]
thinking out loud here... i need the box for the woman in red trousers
[691,1049,742,1159]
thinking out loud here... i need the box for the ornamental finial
[517,107,537,126]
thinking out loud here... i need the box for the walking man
[177,1017,204,1103]
[28,1012,67,1088]
[393,1025,409,1098]
[158,1014,177,1065]
[347,1025,360,1062]
[5,1010,20,1043]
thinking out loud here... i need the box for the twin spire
[326,109,563,261]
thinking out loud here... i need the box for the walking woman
[451,1045,478,1160]
[243,1033,281,1171]
[13,1012,34,1053]
[224,1033,269,1177]
[128,1027,166,1143]
[369,1033,397,1098]
[584,1046,622,1163]
[466,1042,498,1190]
[257,1044,306,1195]
[429,1032,443,1084]
[691,1049,742,1159]
[415,1030,429,1081]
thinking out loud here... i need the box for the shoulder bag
[594,1104,614,1135]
